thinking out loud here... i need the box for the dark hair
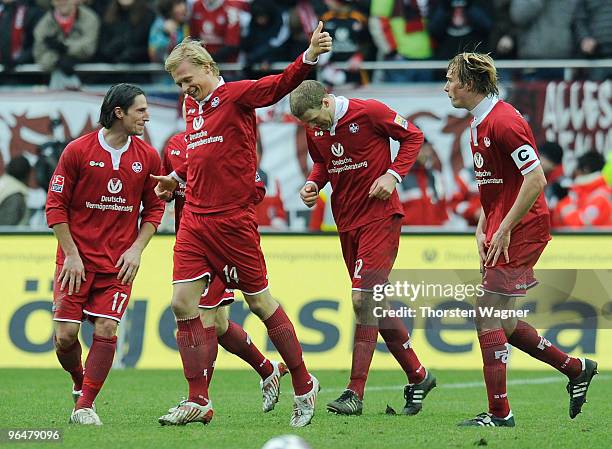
[157,0,184,19]
[539,141,563,165]
[576,151,605,174]
[99,83,145,129]
[6,155,31,184]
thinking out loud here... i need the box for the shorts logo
[193,116,204,131]
[394,114,408,129]
[349,123,359,134]
[331,142,344,157]
[107,178,123,194]
[89,161,105,167]
[473,152,484,169]
[51,174,65,192]
[484,137,491,147]
[314,130,324,137]
[211,97,220,108]
[132,162,142,173]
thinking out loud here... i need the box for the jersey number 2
[354,259,363,279]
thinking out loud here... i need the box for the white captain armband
[511,145,540,175]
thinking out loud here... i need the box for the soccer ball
[261,435,311,449]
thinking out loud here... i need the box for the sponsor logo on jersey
[314,130,324,137]
[484,137,491,147]
[51,174,65,192]
[331,142,344,157]
[349,122,359,134]
[107,178,123,194]
[473,152,484,169]
[187,108,196,115]
[170,150,181,156]
[393,114,408,129]
[211,97,220,108]
[132,161,142,173]
[89,161,105,167]
[193,116,204,131]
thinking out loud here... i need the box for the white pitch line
[320,374,610,394]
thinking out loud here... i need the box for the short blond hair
[448,52,499,97]
[289,80,327,118]
[165,37,219,76]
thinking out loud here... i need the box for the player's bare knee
[244,290,276,319]
[94,318,118,338]
[54,331,78,349]
[214,309,229,336]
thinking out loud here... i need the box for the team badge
[211,97,220,107]
[349,123,359,134]
[484,137,491,147]
[132,162,142,173]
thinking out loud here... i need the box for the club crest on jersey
[314,130,324,137]
[474,152,484,169]
[211,97,220,108]
[51,174,65,192]
[484,137,491,147]
[89,161,105,167]
[107,178,123,194]
[331,142,344,157]
[132,161,142,173]
[349,123,359,134]
[193,116,204,131]
[394,114,408,130]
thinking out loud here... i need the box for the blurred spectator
[553,151,612,228]
[428,0,492,60]
[489,0,516,60]
[286,0,326,60]
[190,0,241,63]
[369,0,433,82]
[398,139,448,226]
[243,0,291,74]
[573,0,612,81]
[0,0,43,74]
[319,0,373,86]
[509,0,576,80]
[148,0,189,63]
[450,167,481,226]
[0,155,31,225]
[33,0,99,89]
[97,0,155,64]
[539,141,569,210]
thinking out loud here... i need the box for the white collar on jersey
[98,129,131,170]
[329,95,349,136]
[470,95,499,128]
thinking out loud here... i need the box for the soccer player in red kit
[161,131,289,412]
[46,84,165,425]
[444,53,598,427]
[290,80,436,416]
[152,24,332,427]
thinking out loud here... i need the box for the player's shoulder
[489,100,527,125]
[130,136,160,159]
[167,132,187,148]
[63,130,98,156]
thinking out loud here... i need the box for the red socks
[76,335,116,410]
[263,307,311,395]
[218,320,273,380]
[54,336,84,391]
[379,317,426,384]
[176,317,216,405]
[508,320,582,379]
[347,324,378,399]
[478,329,510,418]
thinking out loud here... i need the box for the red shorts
[52,265,132,323]
[173,207,269,295]
[339,214,402,290]
[482,241,548,296]
[199,276,235,309]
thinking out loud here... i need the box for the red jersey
[162,131,267,230]
[469,98,550,244]
[305,97,423,232]
[46,129,165,272]
[174,53,315,214]
[190,0,241,60]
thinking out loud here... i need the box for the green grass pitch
[0,369,609,449]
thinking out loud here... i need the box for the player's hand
[368,173,397,200]
[115,245,142,285]
[300,182,318,208]
[476,231,487,273]
[485,227,510,267]
[59,254,86,296]
[150,174,178,200]
[305,21,332,61]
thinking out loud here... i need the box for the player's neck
[467,93,487,112]
[102,127,130,150]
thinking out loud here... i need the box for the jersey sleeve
[45,143,80,228]
[305,133,328,191]
[140,150,165,229]
[229,53,316,109]
[254,170,267,204]
[367,99,423,181]
[496,114,541,176]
